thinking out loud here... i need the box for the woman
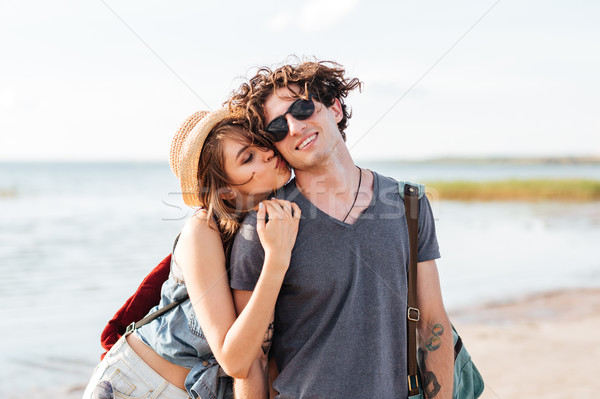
[83,108,300,399]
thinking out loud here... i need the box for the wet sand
[450,288,600,399]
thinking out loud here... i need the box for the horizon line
[2,155,600,165]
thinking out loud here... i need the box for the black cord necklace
[342,166,362,223]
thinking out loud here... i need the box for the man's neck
[294,150,356,197]
[293,148,374,223]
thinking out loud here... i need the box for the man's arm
[268,357,280,399]
[416,260,454,399]
[232,289,269,399]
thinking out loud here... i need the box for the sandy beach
[450,288,600,399]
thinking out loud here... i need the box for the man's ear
[329,98,344,124]
[219,188,237,200]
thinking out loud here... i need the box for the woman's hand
[256,199,301,268]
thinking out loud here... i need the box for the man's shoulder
[370,170,428,196]
[236,210,259,242]
[371,170,397,184]
[369,170,403,195]
[230,210,264,290]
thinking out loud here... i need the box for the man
[228,60,453,398]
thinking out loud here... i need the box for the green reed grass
[424,179,600,201]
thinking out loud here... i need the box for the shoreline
[450,288,600,398]
[9,287,600,398]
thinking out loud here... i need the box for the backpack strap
[172,232,181,253]
[398,181,425,200]
[401,182,421,396]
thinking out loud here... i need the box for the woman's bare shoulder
[175,210,226,273]
[180,209,219,239]
[176,210,223,255]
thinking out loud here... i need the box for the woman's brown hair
[196,116,273,251]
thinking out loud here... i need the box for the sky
[1,0,599,162]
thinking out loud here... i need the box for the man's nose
[285,114,305,136]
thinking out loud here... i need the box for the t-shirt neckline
[290,170,379,229]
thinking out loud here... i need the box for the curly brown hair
[228,59,362,142]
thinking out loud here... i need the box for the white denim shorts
[82,337,190,399]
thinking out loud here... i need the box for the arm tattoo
[261,321,275,355]
[425,335,441,351]
[431,323,444,336]
[418,348,441,397]
[426,323,445,352]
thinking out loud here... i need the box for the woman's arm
[230,290,280,399]
[231,289,269,399]
[178,200,300,380]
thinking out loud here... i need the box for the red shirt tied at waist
[100,254,171,359]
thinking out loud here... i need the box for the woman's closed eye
[243,152,254,164]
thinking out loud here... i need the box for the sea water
[1,161,599,396]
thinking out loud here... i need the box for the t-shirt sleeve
[417,194,441,262]
[229,211,265,291]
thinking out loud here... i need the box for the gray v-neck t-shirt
[229,171,440,399]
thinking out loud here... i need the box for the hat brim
[173,108,234,207]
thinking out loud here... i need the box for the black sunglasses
[265,94,315,142]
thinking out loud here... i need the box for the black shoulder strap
[402,183,421,396]
[125,294,189,335]
[173,232,181,253]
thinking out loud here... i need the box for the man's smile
[296,133,318,150]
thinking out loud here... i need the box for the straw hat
[170,108,234,207]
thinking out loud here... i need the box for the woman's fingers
[290,203,301,220]
[256,201,267,230]
[255,199,300,262]
[270,199,295,219]
[258,199,300,232]
[263,200,285,221]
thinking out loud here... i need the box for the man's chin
[291,153,328,171]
